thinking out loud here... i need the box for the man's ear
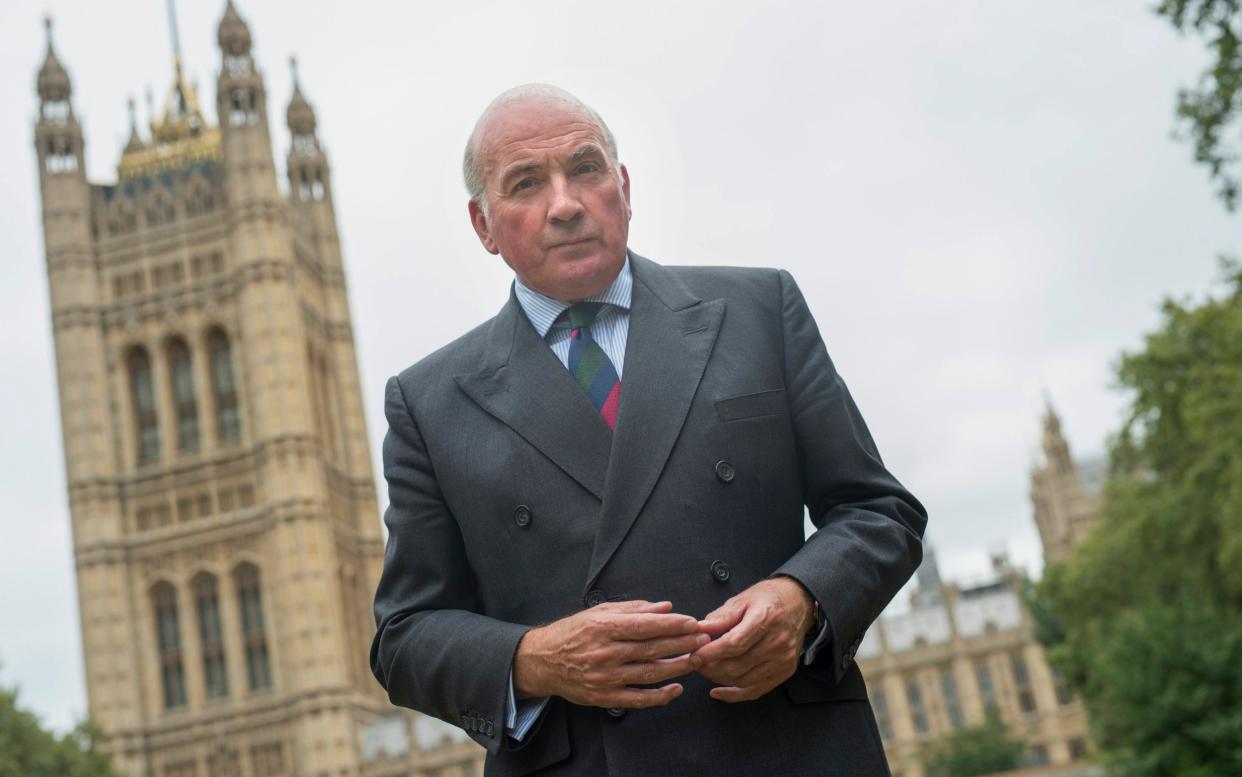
[619,164,632,221]
[468,199,500,255]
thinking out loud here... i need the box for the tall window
[208,330,241,444]
[250,742,285,777]
[1011,652,1038,714]
[1052,667,1074,706]
[129,348,160,464]
[193,574,228,700]
[207,746,240,777]
[235,564,271,690]
[872,688,894,741]
[168,339,200,453]
[906,677,930,735]
[940,666,964,728]
[152,583,186,709]
[975,661,999,714]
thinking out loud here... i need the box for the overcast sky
[1,0,1237,734]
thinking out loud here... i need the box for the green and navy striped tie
[559,302,621,430]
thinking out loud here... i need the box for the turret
[35,17,84,181]
[215,0,281,204]
[33,17,114,492]
[286,57,332,205]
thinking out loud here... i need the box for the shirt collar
[513,254,633,338]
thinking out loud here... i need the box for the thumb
[698,598,745,636]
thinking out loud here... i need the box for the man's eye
[514,179,536,192]
[574,162,601,175]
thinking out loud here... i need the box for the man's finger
[697,599,745,636]
[602,683,684,709]
[693,605,768,662]
[606,612,701,640]
[599,599,673,613]
[614,655,700,686]
[615,633,710,662]
[708,683,771,703]
[696,653,763,684]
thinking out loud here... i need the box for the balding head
[463,84,619,215]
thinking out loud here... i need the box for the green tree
[924,712,1025,777]
[1156,1,1242,210]
[1035,261,1242,775]
[0,682,123,777]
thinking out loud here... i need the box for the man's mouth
[548,237,594,249]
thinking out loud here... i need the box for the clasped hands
[512,577,815,708]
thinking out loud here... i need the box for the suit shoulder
[662,263,787,305]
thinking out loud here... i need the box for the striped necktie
[559,302,621,430]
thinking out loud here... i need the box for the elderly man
[370,84,926,777]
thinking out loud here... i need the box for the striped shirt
[513,256,632,378]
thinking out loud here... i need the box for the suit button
[513,505,532,528]
[710,560,731,583]
[714,460,736,483]
[484,721,495,737]
[585,590,607,607]
[606,707,627,718]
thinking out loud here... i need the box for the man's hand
[513,600,708,709]
[692,577,815,702]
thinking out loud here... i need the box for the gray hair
[463,84,620,216]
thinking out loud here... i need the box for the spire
[124,97,146,152]
[1041,398,1074,474]
[36,15,72,103]
[218,0,252,57]
[286,56,317,136]
[149,0,206,143]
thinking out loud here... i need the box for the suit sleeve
[370,375,530,754]
[771,270,928,684]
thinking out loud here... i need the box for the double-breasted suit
[371,253,927,776]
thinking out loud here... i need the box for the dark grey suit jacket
[371,254,926,777]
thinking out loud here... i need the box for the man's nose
[546,176,584,224]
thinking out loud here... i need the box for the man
[371,84,926,777]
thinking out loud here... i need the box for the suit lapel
[585,255,725,590]
[455,293,612,501]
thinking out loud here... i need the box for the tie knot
[562,302,606,329]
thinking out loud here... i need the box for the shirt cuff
[506,670,551,742]
[802,608,832,665]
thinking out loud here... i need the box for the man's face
[469,98,631,302]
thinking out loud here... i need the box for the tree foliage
[1156,1,1242,210]
[0,682,123,777]
[1035,260,1242,775]
[924,712,1025,777]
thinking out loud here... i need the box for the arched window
[129,347,160,464]
[234,563,271,691]
[146,193,175,227]
[193,573,229,699]
[208,330,241,444]
[152,582,187,709]
[168,339,200,453]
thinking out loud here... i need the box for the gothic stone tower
[1029,402,1102,565]
[32,5,479,776]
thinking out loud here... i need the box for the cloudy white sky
[1,0,1237,734]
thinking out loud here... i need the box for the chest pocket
[716,388,786,422]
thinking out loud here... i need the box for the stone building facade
[32,4,480,776]
[856,551,1090,777]
[857,408,1105,777]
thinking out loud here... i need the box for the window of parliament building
[33,3,481,775]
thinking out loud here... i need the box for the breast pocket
[715,388,787,422]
